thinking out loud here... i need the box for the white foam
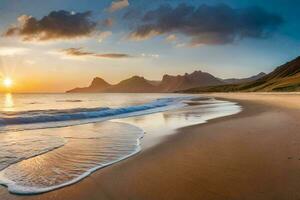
[0,96,194,132]
[0,137,143,195]
[0,96,242,195]
[0,122,144,195]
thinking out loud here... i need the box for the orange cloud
[61,47,132,59]
[108,0,129,12]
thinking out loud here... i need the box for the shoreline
[1,93,300,199]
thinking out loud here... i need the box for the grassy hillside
[180,56,300,93]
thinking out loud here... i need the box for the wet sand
[1,93,300,200]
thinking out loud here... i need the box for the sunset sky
[0,0,299,92]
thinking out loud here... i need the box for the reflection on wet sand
[0,97,241,195]
[116,99,241,148]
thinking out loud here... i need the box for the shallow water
[0,93,241,194]
[117,99,242,148]
[0,121,143,194]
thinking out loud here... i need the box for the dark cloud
[127,3,283,45]
[95,53,131,58]
[61,48,132,59]
[4,10,97,41]
[61,48,94,56]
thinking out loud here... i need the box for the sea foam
[0,95,241,195]
[0,96,192,132]
[0,121,144,194]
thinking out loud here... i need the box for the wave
[0,134,66,171]
[0,121,144,195]
[0,95,242,195]
[0,97,192,127]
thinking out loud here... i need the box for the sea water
[0,93,241,194]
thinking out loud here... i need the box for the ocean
[0,93,241,194]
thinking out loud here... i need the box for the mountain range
[67,70,265,93]
[181,56,300,93]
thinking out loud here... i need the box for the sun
[3,77,13,88]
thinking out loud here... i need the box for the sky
[0,0,299,92]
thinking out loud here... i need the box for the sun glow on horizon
[3,77,13,88]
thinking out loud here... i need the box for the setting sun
[3,77,13,88]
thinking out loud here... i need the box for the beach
[1,93,300,200]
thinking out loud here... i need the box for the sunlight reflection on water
[4,93,14,112]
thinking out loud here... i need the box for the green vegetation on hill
[180,56,300,93]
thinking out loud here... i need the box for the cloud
[102,18,114,27]
[61,48,93,56]
[3,10,97,41]
[127,3,283,45]
[108,0,129,12]
[165,34,177,42]
[0,47,29,56]
[60,47,132,59]
[98,31,112,43]
[24,60,36,65]
[95,53,131,58]
[141,53,160,58]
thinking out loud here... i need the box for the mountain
[67,69,270,93]
[181,56,300,93]
[147,80,161,86]
[240,56,300,91]
[159,70,224,92]
[107,76,158,93]
[223,72,266,84]
[67,76,158,93]
[66,77,111,93]
[67,70,225,93]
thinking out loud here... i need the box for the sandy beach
[1,93,300,200]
